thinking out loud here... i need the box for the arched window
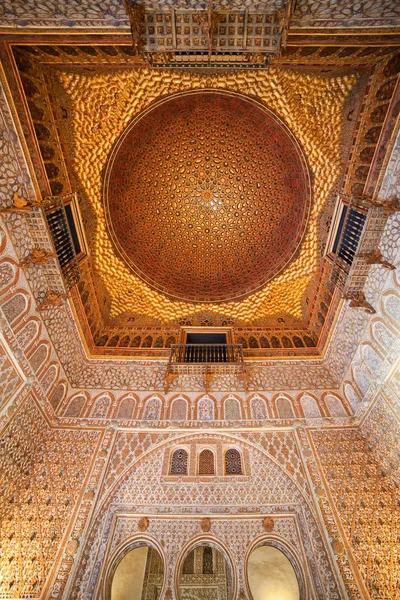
[143,397,161,420]
[282,336,293,348]
[198,449,215,475]
[249,336,259,348]
[182,550,195,574]
[251,396,267,420]
[91,395,110,418]
[224,397,241,420]
[276,396,295,419]
[203,547,213,574]
[154,336,164,348]
[131,335,141,347]
[237,336,247,348]
[170,449,188,475]
[64,395,85,417]
[171,398,188,421]
[165,336,176,348]
[117,396,136,420]
[142,335,153,348]
[198,396,214,421]
[301,395,321,418]
[225,448,242,475]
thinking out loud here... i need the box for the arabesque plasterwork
[0,23,399,600]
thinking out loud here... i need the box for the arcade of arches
[0,2,399,600]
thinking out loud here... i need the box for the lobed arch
[196,394,216,421]
[249,394,269,420]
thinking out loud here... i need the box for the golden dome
[104,90,311,303]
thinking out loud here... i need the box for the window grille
[203,547,213,574]
[225,448,242,475]
[170,448,188,475]
[198,449,215,475]
[182,550,195,574]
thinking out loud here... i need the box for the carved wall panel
[311,422,400,599]
[68,433,344,600]
[0,395,100,599]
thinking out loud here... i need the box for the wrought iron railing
[331,200,367,291]
[169,344,244,364]
[166,344,246,392]
[44,195,81,290]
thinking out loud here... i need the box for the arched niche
[246,540,303,600]
[108,540,165,600]
[177,539,234,600]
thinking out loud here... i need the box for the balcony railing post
[169,344,244,365]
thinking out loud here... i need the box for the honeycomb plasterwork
[54,66,357,322]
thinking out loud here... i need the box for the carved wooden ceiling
[1,2,399,357]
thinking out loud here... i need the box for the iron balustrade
[331,202,367,291]
[44,196,81,290]
[169,344,244,364]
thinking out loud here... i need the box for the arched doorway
[247,544,300,600]
[111,543,164,600]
